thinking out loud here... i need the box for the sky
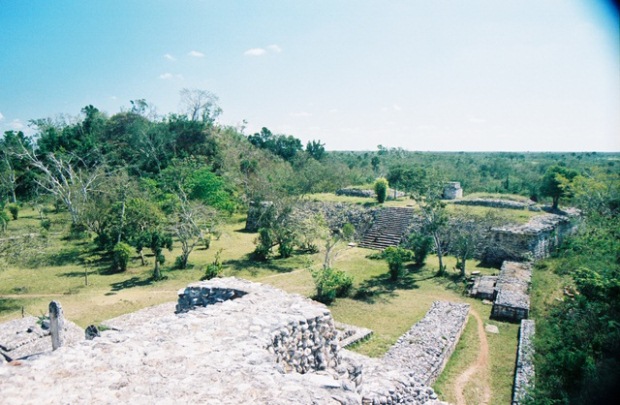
[0,0,618,152]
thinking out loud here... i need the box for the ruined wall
[383,301,470,385]
[442,182,463,200]
[513,320,535,405]
[483,212,579,264]
[453,198,540,211]
[245,200,378,236]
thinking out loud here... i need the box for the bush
[374,178,389,204]
[7,204,19,220]
[383,246,413,280]
[404,233,433,265]
[202,249,223,280]
[112,242,133,272]
[312,267,353,304]
[40,218,52,231]
[252,228,273,261]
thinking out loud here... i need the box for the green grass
[462,192,533,203]
[446,203,539,225]
[0,207,518,403]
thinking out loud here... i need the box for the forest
[1,90,618,404]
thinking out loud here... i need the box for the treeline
[531,170,620,404]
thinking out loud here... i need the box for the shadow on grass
[109,276,154,292]
[224,254,299,276]
[0,298,22,314]
[353,270,422,304]
[432,272,468,295]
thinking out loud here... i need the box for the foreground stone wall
[491,261,532,323]
[383,301,470,385]
[513,320,535,405]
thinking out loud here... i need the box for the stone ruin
[453,198,540,211]
[442,182,463,200]
[1,277,473,404]
[513,320,535,405]
[488,261,532,323]
[0,303,83,363]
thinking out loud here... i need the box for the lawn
[0,207,518,404]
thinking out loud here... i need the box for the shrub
[252,228,273,261]
[112,242,133,272]
[7,204,19,220]
[374,178,389,204]
[404,233,433,265]
[40,218,52,231]
[312,267,353,304]
[383,246,413,280]
[202,249,223,280]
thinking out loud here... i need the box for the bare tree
[179,88,222,123]
[18,146,103,226]
[169,188,218,269]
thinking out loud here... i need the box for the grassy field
[0,206,519,404]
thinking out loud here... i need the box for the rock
[85,325,100,340]
[485,324,499,334]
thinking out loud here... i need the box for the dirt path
[453,309,491,405]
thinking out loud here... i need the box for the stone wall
[442,182,463,200]
[453,198,540,211]
[491,261,531,323]
[513,320,535,405]
[483,211,579,264]
[336,187,407,199]
[383,301,470,385]
[245,200,378,235]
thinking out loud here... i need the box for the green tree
[540,165,578,210]
[383,246,413,281]
[374,178,389,203]
[418,192,449,275]
[305,140,326,161]
[138,229,173,280]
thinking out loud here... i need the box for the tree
[0,131,33,203]
[383,246,413,281]
[306,140,326,161]
[374,178,389,203]
[418,193,449,275]
[386,165,428,195]
[139,229,173,280]
[169,190,218,269]
[540,165,578,210]
[448,211,499,278]
[179,88,222,124]
[19,147,103,227]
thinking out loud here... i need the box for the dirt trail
[453,309,491,405]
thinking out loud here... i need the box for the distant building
[443,182,463,199]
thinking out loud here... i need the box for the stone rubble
[0,278,448,405]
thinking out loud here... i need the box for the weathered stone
[513,320,535,405]
[442,182,463,200]
[485,324,499,334]
[85,325,100,340]
[491,262,531,322]
[49,301,65,350]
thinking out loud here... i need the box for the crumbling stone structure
[469,275,498,301]
[1,278,449,405]
[491,261,532,322]
[513,320,535,405]
[453,198,540,211]
[442,182,463,199]
[383,301,470,385]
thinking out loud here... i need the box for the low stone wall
[453,198,540,211]
[383,301,470,385]
[336,188,407,199]
[513,320,535,405]
[176,284,247,313]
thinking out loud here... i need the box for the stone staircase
[359,207,415,250]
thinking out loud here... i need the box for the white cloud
[329,108,339,114]
[10,119,24,130]
[244,48,266,56]
[0,112,4,121]
[290,111,312,118]
[110,96,118,100]
[267,44,282,53]
[159,73,173,80]
[188,50,205,57]
[164,53,176,61]
[393,104,402,112]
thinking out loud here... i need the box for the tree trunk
[153,259,161,280]
[433,232,445,275]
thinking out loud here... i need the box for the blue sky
[0,0,618,151]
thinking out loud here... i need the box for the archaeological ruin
[0,278,482,404]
